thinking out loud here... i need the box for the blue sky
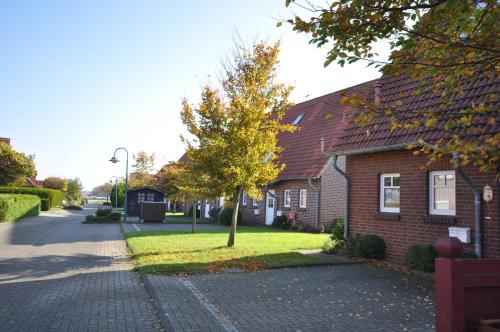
[0,1,388,190]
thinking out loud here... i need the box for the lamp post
[109,148,129,221]
[109,176,119,210]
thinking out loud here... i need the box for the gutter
[332,153,350,240]
[307,177,320,227]
[453,152,482,258]
[337,143,412,156]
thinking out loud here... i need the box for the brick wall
[239,192,265,225]
[319,156,346,228]
[347,149,500,263]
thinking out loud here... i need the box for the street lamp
[109,148,129,221]
[109,176,119,210]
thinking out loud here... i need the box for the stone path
[0,208,160,332]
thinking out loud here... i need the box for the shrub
[84,212,121,223]
[0,194,40,222]
[296,223,322,233]
[102,201,111,206]
[188,205,201,218]
[322,239,343,254]
[95,208,112,217]
[209,207,221,221]
[108,212,121,221]
[354,234,385,259]
[272,215,290,229]
[62,205,83,210]
[331,218,344,241]
[218,207,242,226]
[458,251,479,259]
[404,244,437,272]
[41,198,50,211]
[0,187,64,209]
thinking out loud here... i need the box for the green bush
[41,198,50,211]
[62,205,83,210]
[84,212,120,223]
[188,205,201,218]
[404,244,437,272]
[209,207,221,221]
[322,239,343,254]
[331,218,344,241]
[272,215,290,229]
[108,212,121,221]
[458,251,479,259]
[0,187,64,209]
[102,201,111,206]
[96,208,112,217]
[354,234,385,259]
[0,194,40,222]
[218,207,242,226]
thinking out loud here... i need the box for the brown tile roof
[275,81,375,181]
[331,75,500,154]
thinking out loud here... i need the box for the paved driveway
[0,208,160,332]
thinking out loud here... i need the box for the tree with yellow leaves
[181,41,295,246]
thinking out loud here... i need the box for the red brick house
[331,75,499,262]
[239,83,372,228]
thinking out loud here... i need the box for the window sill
[423,215,457,225]
[375,212,400,221]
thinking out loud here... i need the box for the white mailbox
[448,227,471,243]
[253,209,260,215]
[276,210,282,217]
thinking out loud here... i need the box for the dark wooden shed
[127,186,165,217]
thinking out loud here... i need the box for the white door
[265,190,275,225]
[204,202,210,218]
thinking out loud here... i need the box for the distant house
[331,75,500,262]
[127,186,165,217]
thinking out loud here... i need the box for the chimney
[0,137,11,146]
[320,137,325,154]
[374,80,382,105]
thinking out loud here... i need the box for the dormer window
[292,113,304,125]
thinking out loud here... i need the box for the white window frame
[283,189,291,208]
[299,189,307,208]
[379,173,400,213]
[138,192,145,202]
[242,191,247,206]
[252,198,258,207]
[429,170,456,216]
[146,193,155,201]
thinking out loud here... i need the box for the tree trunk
[227,189,241,247]
[174,200,177,213]
[192,200,197,234]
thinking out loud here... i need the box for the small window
[380,173,400,213]
[146,193,155,201]
[267,194,274,209]
[299,189,307,208]
[284,190,291,208]
[429,171,456,216]
[292,113,305,125]
[242,191,248,206]
[138,192,145,202]
[252,198,258,207]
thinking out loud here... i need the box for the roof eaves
[334,142,413,156]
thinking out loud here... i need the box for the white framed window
[242,191,248,206]
[299,189,307,208]
[284,190,291,208]
[146,193,155,201]
[380,173,400,213]
[252,198,258,207]
[429,170,456,216]
[138,192,145,202]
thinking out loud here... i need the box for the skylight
[262,153,272,164]
[292,113,304,125]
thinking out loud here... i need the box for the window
[380,173,400,213]
[138,192,145,202]
[242,191,248,206]
[146,193,155,201]
[267,194,274,209]
[252,198,258,207]
[429,171,456,216]
[299,189,307,208]
[284,190,291,207]
[262,153,272,164]
[292,113,305,125]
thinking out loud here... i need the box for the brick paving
[0,208,160,332]
[146,265,435,332]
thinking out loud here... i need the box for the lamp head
[109,156,119,163]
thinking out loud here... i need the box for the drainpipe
[453,152,482,258]
[332,153,350,239]
[307,177,320,227]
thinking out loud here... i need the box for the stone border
[139,271,176,332]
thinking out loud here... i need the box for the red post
[434,237,465,332]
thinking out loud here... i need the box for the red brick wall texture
[347,149,499,263]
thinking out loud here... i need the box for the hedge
[0,194,40,222]
[0,187,64,210]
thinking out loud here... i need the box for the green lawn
[125,227,329,274]
[164,214,211,224]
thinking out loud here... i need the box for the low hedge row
[0,194,40,222]
[0,187,64,210]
